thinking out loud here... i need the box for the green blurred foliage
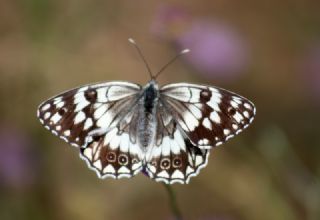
[0,0,319,220]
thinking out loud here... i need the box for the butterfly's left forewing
[160,83,256,149]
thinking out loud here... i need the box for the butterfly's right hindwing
[80,126,144,179]
[79,102,145,179]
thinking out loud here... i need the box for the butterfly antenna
[153,49,190,79]
[128,38,154,79]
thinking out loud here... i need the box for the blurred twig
[163,183,183,220]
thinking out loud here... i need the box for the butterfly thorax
[137,80,159,150]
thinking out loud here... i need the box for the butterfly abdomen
[137,82,159,149]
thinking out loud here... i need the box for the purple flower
[151,6,250,82]
[176,21,250,81]
[0,125,36,189]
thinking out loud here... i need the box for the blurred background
[0,0,320,220]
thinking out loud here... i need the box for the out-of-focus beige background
[1,1,319,220]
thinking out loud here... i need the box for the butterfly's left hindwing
[145,126,210,184]
[144,105,210,184]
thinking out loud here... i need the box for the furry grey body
[137,80,159,150]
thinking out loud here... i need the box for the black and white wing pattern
[37,82,140,147]
[37,80,256,184]
[144,83,256,184]
[37,82,143,179]
[80,106,143,179]
[160,83,256,149]
[144,104,210,184]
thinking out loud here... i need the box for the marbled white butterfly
[37,39,256,184]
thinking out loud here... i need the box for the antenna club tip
[128,38,136,44]
[181,49,191,54]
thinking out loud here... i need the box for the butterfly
[37,38,256,184]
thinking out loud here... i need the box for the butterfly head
[146,79,159,88]
[144,79,159,97]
